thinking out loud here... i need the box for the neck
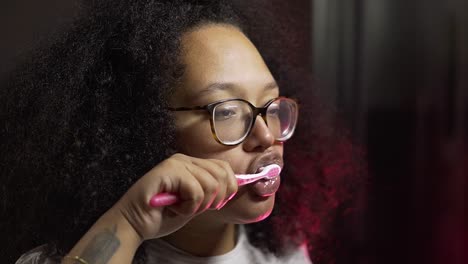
[162,215,237,257]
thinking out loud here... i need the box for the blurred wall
[312,0,467,263]
[0,0,77,75]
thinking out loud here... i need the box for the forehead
[177,23,277,101]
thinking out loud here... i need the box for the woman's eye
[215,107,238,121]
[267,105,280,116]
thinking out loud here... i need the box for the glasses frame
[168,96,298,146]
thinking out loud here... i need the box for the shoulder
[243,236,312,264]
[15,245,60,264]
[279,243,313,264]
[249,244,312,264]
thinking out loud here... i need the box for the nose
[242,115,275,151]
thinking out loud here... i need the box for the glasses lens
[212,100,253,144]
[266,98,298,141]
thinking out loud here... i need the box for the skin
[165,23,283,256]
[63,23,283,263]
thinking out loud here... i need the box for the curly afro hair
[1,0,367,263]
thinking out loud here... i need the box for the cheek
[175,116,224,157]
[173,114,249,171]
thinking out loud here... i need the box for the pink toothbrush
[149,164,281,207]
[234,164,282,186]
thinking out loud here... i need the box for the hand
[112,153,238,241]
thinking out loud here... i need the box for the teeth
[256,167,265,173]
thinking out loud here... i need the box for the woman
[2,0,364,263]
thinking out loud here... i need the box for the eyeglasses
[169,97,298,146]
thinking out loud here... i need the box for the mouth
[246,152,284,197]
[248,151,284,175]
[249,170,281,197]
[255,166,269,174]
[255,164,280,174]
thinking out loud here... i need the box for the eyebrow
[198,81,279,96]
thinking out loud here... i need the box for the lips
[251,174,281,197]
[246,151,283,197]
[248,151,284,175]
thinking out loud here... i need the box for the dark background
[1,1,466,263]
[310,1,467,263]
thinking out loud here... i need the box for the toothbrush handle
[149,192,179,207]
[236,178,254,186]
[149,179,243,208]
[149,169,279,207]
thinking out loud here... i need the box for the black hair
[1,1,366,263]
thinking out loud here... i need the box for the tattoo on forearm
[79,225,121,264]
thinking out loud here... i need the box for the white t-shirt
[144,226,312,264]
[16,226,312,264]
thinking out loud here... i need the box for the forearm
[62,206,143,264]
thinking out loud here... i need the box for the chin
[224,192,276,224]
[241,206,274,223]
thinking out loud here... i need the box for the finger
[151,156,219,214]
[191,159,229,209]
[165,172,205,216]
[181,155,233,193]
[183,163,220,212]
[173,154,237,208]
[208,159,238,206]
